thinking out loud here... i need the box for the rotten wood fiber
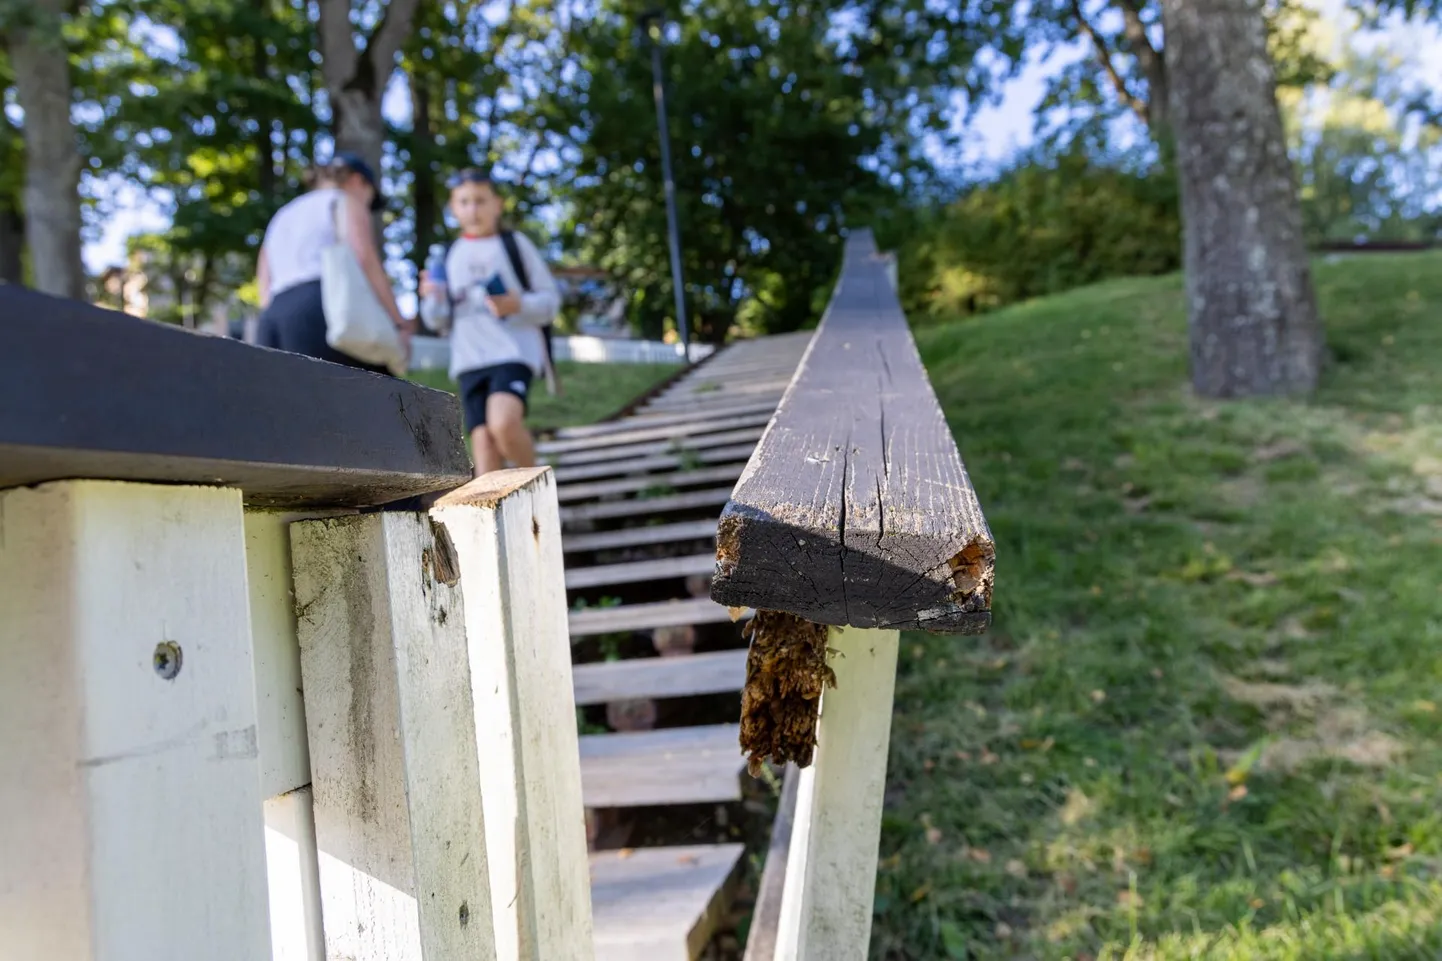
[711,230,994,634]
[0,287,470,507]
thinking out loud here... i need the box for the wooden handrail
[0,287,468,507]
[711,229,994,634]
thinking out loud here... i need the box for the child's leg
[470,424,505,476]
[485,392,536,468]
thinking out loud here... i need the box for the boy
[419,169,561,475]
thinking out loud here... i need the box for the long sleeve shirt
[419,231,561,379]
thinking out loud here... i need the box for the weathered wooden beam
[712,230,994,634]
[0,287,469,507]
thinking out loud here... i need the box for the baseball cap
[332,151,385,211]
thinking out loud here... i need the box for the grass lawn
[878,254,1442,959]
[409,359,680,434]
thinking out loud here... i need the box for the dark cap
[331,151,384,211]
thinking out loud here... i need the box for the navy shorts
[458,362,532,431]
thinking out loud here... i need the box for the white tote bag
[321,198,406,375]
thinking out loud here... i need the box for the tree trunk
[6,0,85,300]
[0,200,25,284]
[317,0,422,186]
[410,70,436,278]
[1161,0,1323,397]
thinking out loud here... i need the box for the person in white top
[419,169,561,475]
[255,152,412,373]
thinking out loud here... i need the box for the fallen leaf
[1380,864,1397,880]
[1250,897,1266,909]
[1019,737,1055,752]
[994,922,1014,938]
[1227,570,1280,587]
[909,882,932,903]
[1151,668,1165,679]
[1117,890,1143,908]
[677,854,699,865]
[1084,757,1098,768]
[1090,689,1107,703]
[955,750,972,762]
[1388,843,1414,861]
[727,606,748,622]
[967,847,992,864]
[912,644,926,660]
[1228,784,1249,801]
[617,848,634,859]
[1005,859,1027,879]
[980,748,999,765]
[926,826,943,845]
[1089,584,1103,596]
[1413,700,1437,714]
[879,853,902,871]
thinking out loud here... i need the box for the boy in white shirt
[419,169,561,475]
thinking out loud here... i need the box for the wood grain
[559,486,733,525]
[711,230,994,634]
[565,552,718,591]
[0,286,469,507]
[553,444,759,484]
[569,596,747,637]
[557,464,745,503]
[579,724,746,807]
[572,649,748,705]
[591,844,746,961]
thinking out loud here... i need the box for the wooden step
[553,444,758,484]
[538,412,771,455]
[566,552,717,591]
[545,427,766,468]
[569,597,745,638]
[563,519,719,554]
[560,487,733,525]
[641,391,785,414]
[553,400,779,439]
[659,377,794,399]
[590,843,746,961]
[579,724,745,807]
[557,464,744,504]
[572,649,747,705]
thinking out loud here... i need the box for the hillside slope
[875,254,1442,960]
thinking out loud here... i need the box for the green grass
[409,359,679,433]
[877,254,1442,960]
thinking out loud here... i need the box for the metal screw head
[153,641,183,681]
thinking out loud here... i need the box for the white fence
[409,334,711,371]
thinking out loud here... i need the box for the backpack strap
[499,229,532,292]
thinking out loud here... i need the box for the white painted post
[265,788,328,961]
[291,511,498,960]
[246,509,342,961]
[431,466,595,960]
[0,480,271,960]
[774,625,901,961]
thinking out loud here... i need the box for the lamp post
[639,9,690,361]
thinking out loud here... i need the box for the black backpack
[453,229,554,366]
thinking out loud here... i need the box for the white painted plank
[557,464,746,504]
[0,480,270,960]
[569,597,747,637]
[572,650,748,705]
[539,412,772,455]
[559,486,733,525]
[590,844,746,961]
[432,468,596,960]
[775,626,900,961]
[292,512,498,960]
[565,552,718,591]
[553,444,759,484]
[553,400,780,439]
[545,426,766,468]
[563,519,719,554]
[265,788,327,961]
[579,724,746,808]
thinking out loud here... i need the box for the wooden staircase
[548,333,813,959]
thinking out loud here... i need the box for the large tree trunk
[409,70,436,278]
[6,0,85,300]
[1161,0,1323,397]
[317,0,422,183]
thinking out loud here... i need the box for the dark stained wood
[563,518,719,554]
[559,486,733,525]
[741,765,800,961]
[711,231,994,634]
[0,287,470,507]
